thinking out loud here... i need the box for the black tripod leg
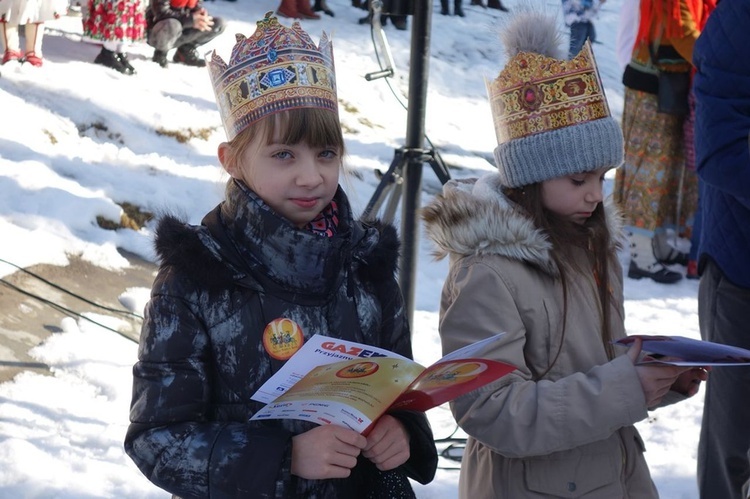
[428,149,451,185]
[362,149,407,222]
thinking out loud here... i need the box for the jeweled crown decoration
[207,12,337,141]
[486,41,611,145]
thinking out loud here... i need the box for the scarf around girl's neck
[304,201,339,237]
[235,179,339,237]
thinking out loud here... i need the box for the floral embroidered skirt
[614,87,698,236]
[82,0,145,44]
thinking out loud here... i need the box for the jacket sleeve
[149,0,195,28]
[667,0,701,65]
[439,260,649,459]
[377,274,438,485]
[693,0,750,206]
[124,287,293,499]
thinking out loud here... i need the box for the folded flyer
[615,335,750,366]
[250,333,516,433]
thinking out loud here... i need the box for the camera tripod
[360,0,451,324]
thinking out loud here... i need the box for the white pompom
[499,8,565,60]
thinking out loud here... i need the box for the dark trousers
[568,21,595,59]
[147,16,226,52]
[697,258,750,499]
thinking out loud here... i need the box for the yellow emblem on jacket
[263,318,304,360]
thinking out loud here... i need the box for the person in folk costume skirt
[83,0,146,75]
[0,0,68,66]
[614,0,712,284]
[124,12,437,498]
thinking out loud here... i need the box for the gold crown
[486,41,611,145]
[207,12,337,141]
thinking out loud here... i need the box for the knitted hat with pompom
[486,9,623,188]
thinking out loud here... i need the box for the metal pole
[399,0,432,327]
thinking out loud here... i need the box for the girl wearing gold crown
[123,13,437,499]
[422,9,707,498]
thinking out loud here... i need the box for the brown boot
[277,0,298,18]
[296,0,321,19]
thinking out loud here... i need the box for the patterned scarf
[234,179,339,237]
[304,200,339,237]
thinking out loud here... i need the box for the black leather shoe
[487,0,508,11]
[94,47,132,75]
[392,17,408,30]
[116,53,136,75]
[173,45,206,67]
[357,13,371,25]
[313,0,334,16]
[628,261,683,284]
[152,50,168,68]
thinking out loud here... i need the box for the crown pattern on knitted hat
[486,10,623,188]
[207,12,337,141]
[487,42,611,144]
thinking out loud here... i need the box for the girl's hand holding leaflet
[626,337,692,408]
[362,414,411,471]
[671,366,710,397]
[291,425,367,479]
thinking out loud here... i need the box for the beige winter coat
[422,175,676,498]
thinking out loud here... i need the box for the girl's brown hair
[222,107,345,175]
[505,183,617,379]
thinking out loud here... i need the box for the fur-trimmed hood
[421,173,622,276]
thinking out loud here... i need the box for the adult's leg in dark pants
[147,18,183,53]
[568,21,594,59]
[698,259,750,499]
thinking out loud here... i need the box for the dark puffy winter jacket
[146,0,199,30]
[693,0,750,288]
[124,184,437,498]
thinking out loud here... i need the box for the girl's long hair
[505,183,617,379]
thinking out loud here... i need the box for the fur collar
[152,209,400,294]
[421,173,622,277]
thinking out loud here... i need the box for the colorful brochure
[615,335,750,366]
[250,334,516,434]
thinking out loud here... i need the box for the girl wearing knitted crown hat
[422,9,708,498]
[124,12,437,498]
